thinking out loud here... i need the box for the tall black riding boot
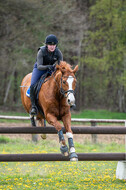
[30,85,37,115]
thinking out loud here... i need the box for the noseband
[60,76,75,98]
[52,72,75,98]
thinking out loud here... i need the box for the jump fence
[0,115,126,143]
[0,115,126,162]
[0,126,126,134]
[0,153,125,162]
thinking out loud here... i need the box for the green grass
[0,136,124,154]
[0,136,126,190]
[0,111,28,117]
[0,109,126,119]
[1,161,125,190]
[72,109,126,120]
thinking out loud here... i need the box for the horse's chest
[51,105,67,118]
[55,109,67,120]
[59,106,69,117]
[47,100,69,118]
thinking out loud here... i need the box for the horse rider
[29,34,63,115]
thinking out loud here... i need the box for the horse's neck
[45,73,59,97]
[49,71,62,97]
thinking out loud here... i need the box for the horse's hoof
[41,134,47,139]
[69,152,78,161]
[60,145,69,156]
[70,157,78,161]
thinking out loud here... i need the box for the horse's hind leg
[37,118,47,140]
[30,115,36,126]
[30,115,38,142]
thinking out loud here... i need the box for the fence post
[116,121,126,179]
[91,122,97,144]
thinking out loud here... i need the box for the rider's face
[47,44,56,52]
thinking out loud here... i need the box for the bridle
[52,72,75,98]
[60,76,75,98]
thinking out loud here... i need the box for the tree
[83,0,126,111]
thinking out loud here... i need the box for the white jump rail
[0,115,30,120]
[0,115,125,123]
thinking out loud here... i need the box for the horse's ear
[56,70,62,80]
[73,65,78,74]
[56,65,66,74]
[56,65,60,70]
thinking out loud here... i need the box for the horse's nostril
[68,99,70,103]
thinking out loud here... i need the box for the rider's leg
[30,84,38,115]
[30,63,46,115]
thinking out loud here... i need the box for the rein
[52,72,75,98]
[60,77,74,98]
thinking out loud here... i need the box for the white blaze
[66,76,75,106]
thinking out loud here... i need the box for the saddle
[34,72,49,100]
[26,72,48,98]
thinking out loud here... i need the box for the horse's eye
[63,80,66,84]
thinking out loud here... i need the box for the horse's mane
[57,61,73,72]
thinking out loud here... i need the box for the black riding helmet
[45,34,58,45]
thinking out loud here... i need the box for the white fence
[0,115,125,123]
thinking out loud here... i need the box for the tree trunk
[4,63,17,104]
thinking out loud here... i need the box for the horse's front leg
[58,129,69,156]
[46,113,69,156]
[62,114,78,161]
[66,132,78,161]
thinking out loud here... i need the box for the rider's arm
[37,49,49,70]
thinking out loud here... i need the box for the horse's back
[21,73,32,113]
[21,73,31,86]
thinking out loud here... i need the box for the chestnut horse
[21,61,78,161]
